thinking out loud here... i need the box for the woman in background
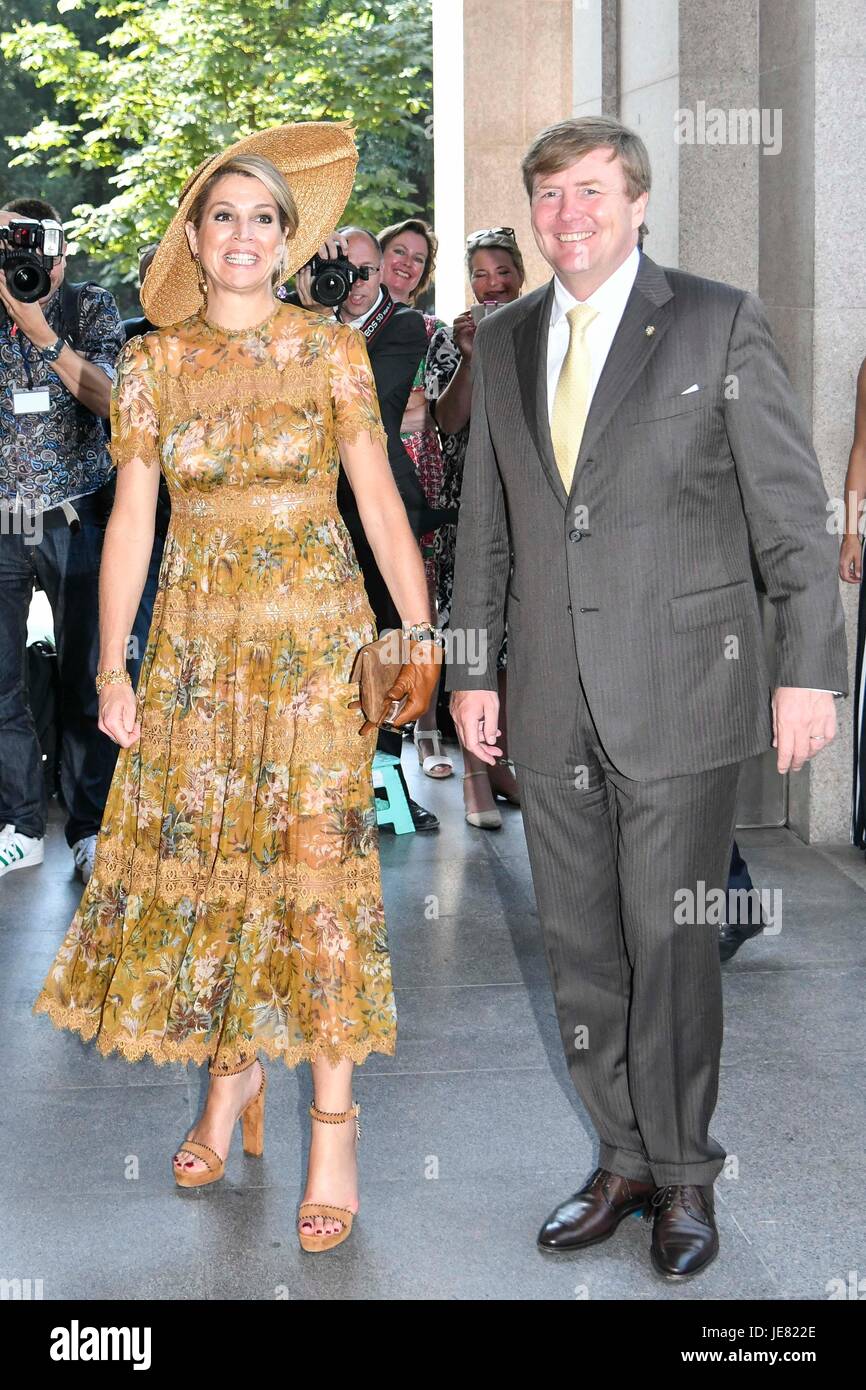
[426,228,525,827]
[379,217,453,779]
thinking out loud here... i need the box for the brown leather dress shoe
[537,1168,655,1253]
[648,1184,719,1279]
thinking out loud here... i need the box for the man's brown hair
[522,115,651,240]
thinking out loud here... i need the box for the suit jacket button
[567,604,573,613]
[569,529,582,542]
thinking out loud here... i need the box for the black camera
[306,253,370,308]
[0,218,64,303]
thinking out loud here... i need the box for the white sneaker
[0,824,45,877]
[72,834,98,884]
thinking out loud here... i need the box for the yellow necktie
[551,303,599,491]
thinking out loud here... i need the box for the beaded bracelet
[95,668,132,694]
[401,622,446,647]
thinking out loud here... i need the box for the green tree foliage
[0,0,113,290]
[1,0,432,309]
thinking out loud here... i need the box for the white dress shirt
[546,245,640,424]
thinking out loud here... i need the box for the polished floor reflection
[2,751,864,1300]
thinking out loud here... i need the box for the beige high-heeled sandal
[297,1101,361,1252]
[172,1055,267,1189]
[413,725,454,778]
[463,770,502,829]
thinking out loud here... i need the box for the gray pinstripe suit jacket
[444,252,848,780]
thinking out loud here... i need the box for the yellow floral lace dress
[33,302,397,1069]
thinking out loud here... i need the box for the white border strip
[432,0,465,322]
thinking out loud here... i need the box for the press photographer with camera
[0,197,125,883]
[294,228,451,831]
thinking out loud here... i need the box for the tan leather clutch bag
[349,632,412,730]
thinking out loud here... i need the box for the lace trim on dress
[32,994,395,1070]
[200,305,282,338]
[164,360,328,417]
[334,416,388,453]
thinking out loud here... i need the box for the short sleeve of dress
[109,335,160,471]
[329,323,388,453]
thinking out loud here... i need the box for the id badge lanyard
[11,329,51,415]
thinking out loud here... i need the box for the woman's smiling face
[381,229,429,302]
[185,172,286,298]
[468,247,523,304]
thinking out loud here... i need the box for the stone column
[461,0,574,297]
[678,0,760,287]
[619,0,680,269]
[807,0,866,841]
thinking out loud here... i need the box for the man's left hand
[772,687,837,773]
[0,269,54,348]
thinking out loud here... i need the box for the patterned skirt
[33,509,398,1070]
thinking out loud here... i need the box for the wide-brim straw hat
[141,121,358,327]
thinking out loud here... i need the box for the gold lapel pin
[645,325,656,336]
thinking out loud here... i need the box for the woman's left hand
[352,639,444,735]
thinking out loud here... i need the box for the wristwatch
[40,336,66,361]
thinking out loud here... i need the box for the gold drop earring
[193,254,208,302]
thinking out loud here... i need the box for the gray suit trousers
[517,678,740,1186]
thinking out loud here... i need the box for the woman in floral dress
[427,229,526,824]
[378,217,453,778]
[32,126,439,1252]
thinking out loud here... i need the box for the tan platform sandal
[297,1101,361,1252]
[173,1055,267,1189]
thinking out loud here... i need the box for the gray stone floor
[2,753,864,1301]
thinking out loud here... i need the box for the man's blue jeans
[0,484,165,846]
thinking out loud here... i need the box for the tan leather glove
[349,638,444,736]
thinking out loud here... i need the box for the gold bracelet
[95,667,132,694]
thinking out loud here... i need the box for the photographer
[0,197,125,883]
[296,228,447,832]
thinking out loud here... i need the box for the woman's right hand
[98,683,141,748]
[452,310,477,361]
[839,533,862,583]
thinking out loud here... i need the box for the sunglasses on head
[466,226,516,249]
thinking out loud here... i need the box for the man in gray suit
[446,116,847,1279]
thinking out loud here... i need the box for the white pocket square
[680,383,700,395]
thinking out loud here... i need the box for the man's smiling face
[529,146,647,297]
[341,232,382,319]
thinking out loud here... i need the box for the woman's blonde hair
[466,233,525,285]
[187,154,299,281]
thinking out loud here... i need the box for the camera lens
[7,256,50,303]
[313,268,349,308]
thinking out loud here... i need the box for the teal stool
[372,751,415,835]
